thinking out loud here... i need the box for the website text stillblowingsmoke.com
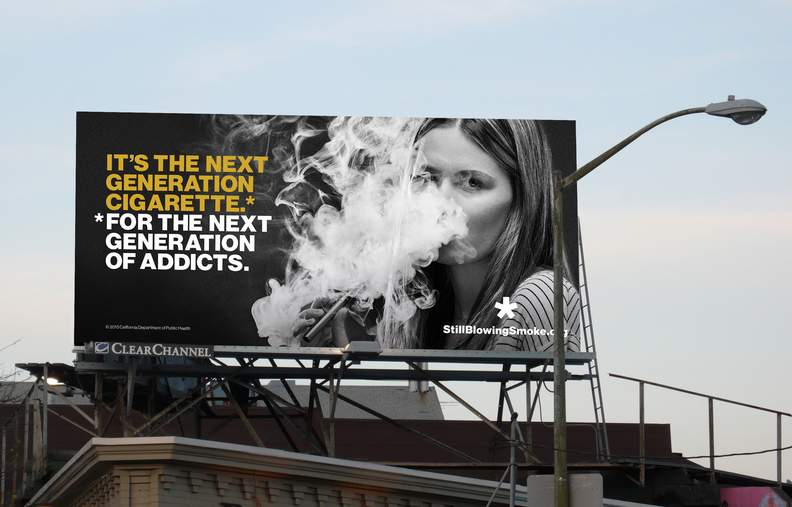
[442,325,570,337]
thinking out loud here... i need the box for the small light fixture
[342,340,382,359]
[705,95,767,125]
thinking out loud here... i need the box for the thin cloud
[163,1,549,91]
[0,1,189,45]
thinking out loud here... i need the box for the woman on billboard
[251,117,581,352]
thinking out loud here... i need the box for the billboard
[75,113,579,353]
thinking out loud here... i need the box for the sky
[2,0,791,483]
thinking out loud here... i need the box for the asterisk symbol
[94,213,104,222]
[246,195,255,205]
[494,296,518,319]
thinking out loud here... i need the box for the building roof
[263,380,444,420]
[28,436,529,506]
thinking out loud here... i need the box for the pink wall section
[721,487,789,507]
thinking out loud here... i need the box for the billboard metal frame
[19,350,594,464]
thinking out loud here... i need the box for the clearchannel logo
[89,341,213,358]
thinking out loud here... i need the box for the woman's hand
[292,300,327,340]
[294,299,351,348]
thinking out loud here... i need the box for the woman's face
[418,126,513,265]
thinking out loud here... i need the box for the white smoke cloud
[251,116,472,348]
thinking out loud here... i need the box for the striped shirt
[489,270,582,352]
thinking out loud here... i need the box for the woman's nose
[437,178,454,199]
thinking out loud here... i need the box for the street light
[551,96,767,507]
[705,96,767,125]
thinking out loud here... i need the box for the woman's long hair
[412,118,555,350]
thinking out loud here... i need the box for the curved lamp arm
[561,96,767,190]
[560,107,705,190]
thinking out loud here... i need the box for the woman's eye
[465,178,482,189]
[414,172,437,182]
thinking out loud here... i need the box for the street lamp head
[705,95,767,125]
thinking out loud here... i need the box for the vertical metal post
[409,362,430,393]
[329,357,348,459]
[778,412,783,488]
[12,413,19,503]
[2,427,6,507]
[552,169,568,507]
[42,364,48,474]
[194,376,203,439]
[126,358,138,419]
[306,377,318,450]
[526,372,533,455]
[418,362,429,392]
[497,382,506,426]
[22,393,29,490]
[32,399,41,480]
[94,373,103,434]
[193,402,201,439]
[709,397,715,483]
[510,413,517,507]
[118,382,128,437]
[639,381,645,487]
[328,367,335,457]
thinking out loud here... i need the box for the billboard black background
[74,113,577,347]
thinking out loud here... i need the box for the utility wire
[495,437,792,462]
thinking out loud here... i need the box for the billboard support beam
[100,396,118,437]
[406,361,503,436]
[220,383,265,448]
[228,376,316,453]
[502,385,537,464]
[301,378,330,456]
[526,371,533,460]
[202,389,257,441]
[132,374,239,437]
[497,364,512,427]
[125,357,138,421]
[315,383,481,463]
[510,411,518,507]
[94,373,103,434]
[405,360,544,462]
[19,352,594,481]
[307,360,331,455]
[259,393,301,452]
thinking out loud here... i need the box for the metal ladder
[578,222,610,460]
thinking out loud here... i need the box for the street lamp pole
[552,96,767,507]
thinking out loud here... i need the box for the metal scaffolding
[7,348,597,505]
